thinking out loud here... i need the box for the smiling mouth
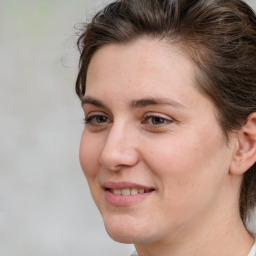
[103,183,155,206]
[107,188,154,196]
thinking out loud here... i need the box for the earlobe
[230,113,256,175]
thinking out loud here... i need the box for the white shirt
[248,239,256,256]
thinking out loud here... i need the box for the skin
[79,38,254,256]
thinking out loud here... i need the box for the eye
[147,116,168,125]
[143,113,173,126]
[84,114,111,125]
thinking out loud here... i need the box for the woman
[76,0,256,255]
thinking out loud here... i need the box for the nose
[99,123,140,171]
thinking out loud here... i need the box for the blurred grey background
[0,0,256,255]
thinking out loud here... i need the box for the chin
[102,214,139,243]
[106,228,138,244]
[102,214,161,244]
[105,227,155,244]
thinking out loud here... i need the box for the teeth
[113,190,121,195]
[111,188,146,195]
[139,188,145,194]
[122,188,130,195]
[131,188,139,195]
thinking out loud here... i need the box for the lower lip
[104,190,153,207]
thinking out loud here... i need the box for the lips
[102,181,155,206]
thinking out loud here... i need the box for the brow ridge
[130,97,186,109]
[81,96,107,108]
[81,96,186,109]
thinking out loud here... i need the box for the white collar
[130,250,137,256]
[248,239,256,256]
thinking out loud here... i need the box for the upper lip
[102,181,155,191]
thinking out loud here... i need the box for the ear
[230,113,256,175]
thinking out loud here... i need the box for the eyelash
[143,113,173,126]
[83,113,173,127]
[83,115,111,124]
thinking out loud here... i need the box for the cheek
[143,130,228,199]
[79,131,105,209]
[79,130,102,179]
[141,135,229,226]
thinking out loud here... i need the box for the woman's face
[80,39,237,244]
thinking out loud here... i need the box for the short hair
[75,0,256,223]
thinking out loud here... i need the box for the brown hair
[76,0,256,223]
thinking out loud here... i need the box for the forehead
[86,38,198,99]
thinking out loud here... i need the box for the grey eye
[95,116,108,123]
[84,115,110,124]
[148,116,168,125]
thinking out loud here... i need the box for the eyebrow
[81,96,107,108]
[130,98,187,109]
[81,96,186,109]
